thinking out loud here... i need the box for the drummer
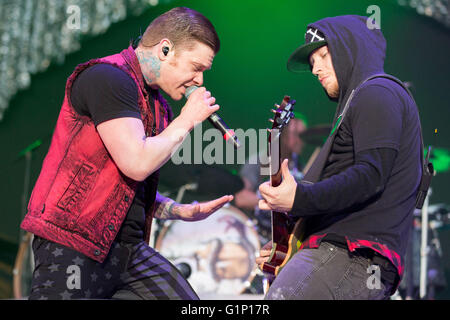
[234,116,308,213]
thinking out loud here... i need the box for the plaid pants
[28,236,199,300]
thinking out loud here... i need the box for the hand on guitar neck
[258,159,297,212]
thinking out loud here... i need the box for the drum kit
[396,200,450,300]
[155,162,263,297]
[153,124,333,297]
[154,205,261,295]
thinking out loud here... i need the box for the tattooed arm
[153,192,234,222]
[153,192,178,220]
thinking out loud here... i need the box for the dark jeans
[29,236,199,300]
[265,241,393,300]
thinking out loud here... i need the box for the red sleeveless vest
[21,46,172,262]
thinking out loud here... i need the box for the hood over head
[289,15,387,113]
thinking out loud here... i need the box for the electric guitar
[260,96,306,290]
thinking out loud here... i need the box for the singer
[21,7,233,300]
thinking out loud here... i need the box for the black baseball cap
[287,27,327,72]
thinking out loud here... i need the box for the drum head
[155,205,260,295]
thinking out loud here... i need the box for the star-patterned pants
[28,236,199,300]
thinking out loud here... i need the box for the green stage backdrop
[0,0,449,298]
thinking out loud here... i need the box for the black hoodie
[312,16,386,105]
[290,16,422,285]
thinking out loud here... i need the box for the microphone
[185,86,240,149]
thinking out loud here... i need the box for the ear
[157,38,173,61]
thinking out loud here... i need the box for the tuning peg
[268,119,274,123]
[267,128,272,133]
[271,109,277,113]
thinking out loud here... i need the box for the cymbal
[159,162,244,197]
[299,124,332,146]
[194,165,244,195]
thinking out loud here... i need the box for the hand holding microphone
[184,86,240,149]
[180,86,218,123]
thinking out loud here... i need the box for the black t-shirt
[70,63,148,244]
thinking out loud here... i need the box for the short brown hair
[139,7,220,54]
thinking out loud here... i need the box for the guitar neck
[261,95,299,284]
[269,140,282,188]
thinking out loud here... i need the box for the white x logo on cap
[306,28,325,42]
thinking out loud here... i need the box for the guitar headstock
[268,96,296,142]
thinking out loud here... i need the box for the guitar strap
[301,81,357,184]
[301,73,429,208]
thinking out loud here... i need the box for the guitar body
[260,216,305,286]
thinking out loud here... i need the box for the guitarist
[257,15,423,300]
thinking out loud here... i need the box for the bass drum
[155,204,260,296]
